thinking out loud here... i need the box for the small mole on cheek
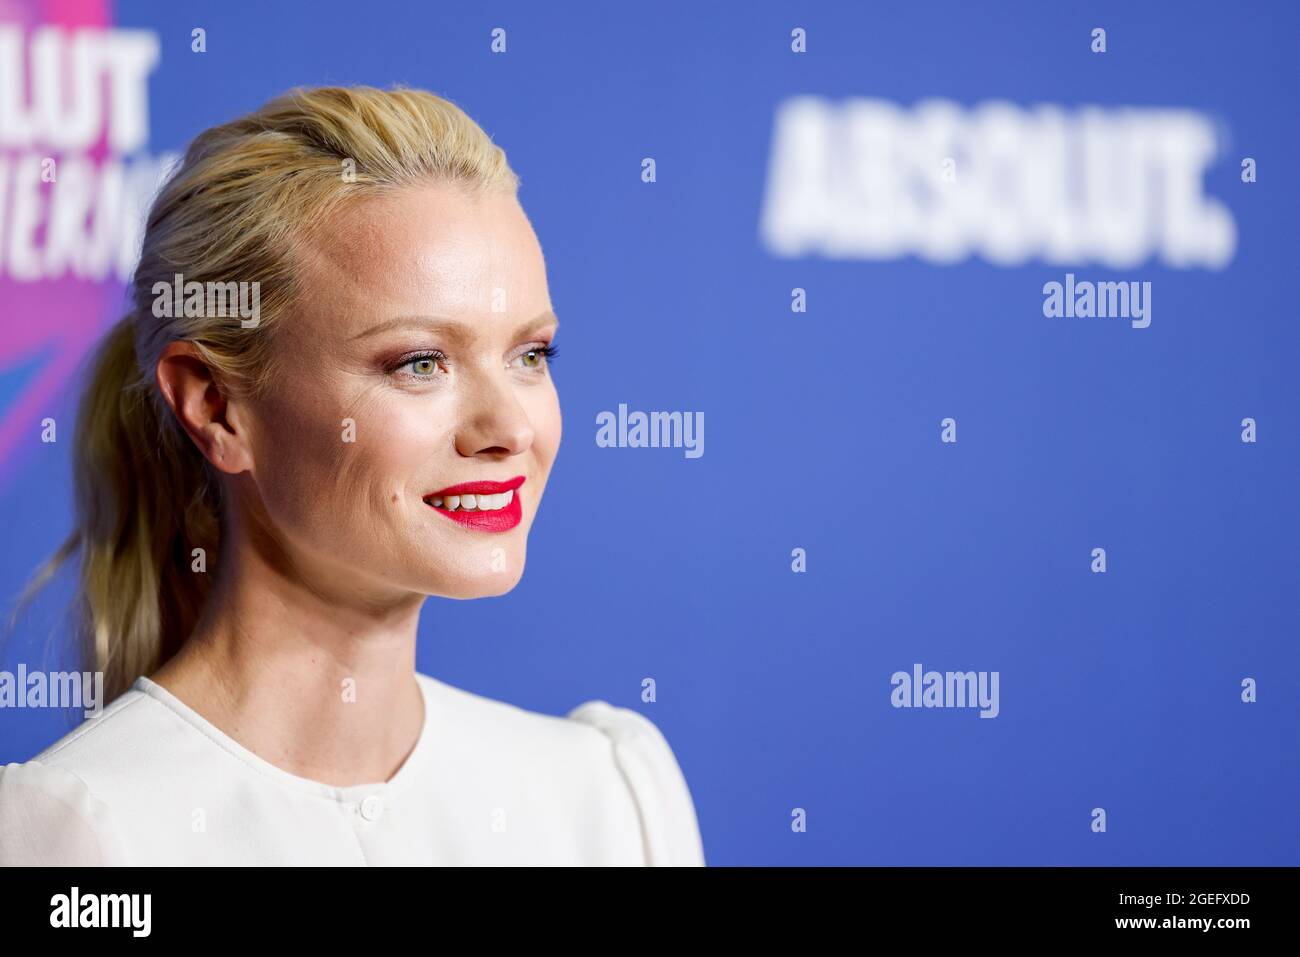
[392,494,399,503]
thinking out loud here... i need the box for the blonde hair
[9,85,520,704]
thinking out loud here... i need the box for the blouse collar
[130,673,436,804]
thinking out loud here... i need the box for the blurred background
[0,0,1296,865]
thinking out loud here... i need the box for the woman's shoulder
[565,700,707,866]
[0,679,206,865]
[10,679,181,791]
[0,758,129,865]
[417,674,705,865]
[0,685,157,865]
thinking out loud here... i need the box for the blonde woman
[0,86,705,866]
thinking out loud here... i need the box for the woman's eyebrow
[351,310,559,342]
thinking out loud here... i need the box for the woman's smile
[424,474,526,532]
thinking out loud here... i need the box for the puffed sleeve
[567,701,706,866]
[0,761,128,866]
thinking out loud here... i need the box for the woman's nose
[452,371,535,458]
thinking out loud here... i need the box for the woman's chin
[428,567,525,600]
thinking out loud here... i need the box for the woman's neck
[149,521,428,788]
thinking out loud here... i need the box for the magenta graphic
[0,0,155,497]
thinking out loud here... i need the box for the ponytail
[10,315,221,704]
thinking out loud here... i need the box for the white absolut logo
[760,96,1235,270]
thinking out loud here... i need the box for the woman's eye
[395,352,446,378]
[514,344,558,371]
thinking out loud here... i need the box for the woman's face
[238,183,561,603]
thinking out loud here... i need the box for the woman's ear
[155,341,254,475]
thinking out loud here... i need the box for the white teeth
[431,489,516,512]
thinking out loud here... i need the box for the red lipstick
[424,475,525,532]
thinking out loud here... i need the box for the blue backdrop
[1,0,1296,865]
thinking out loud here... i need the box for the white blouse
[0,673,706,866]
